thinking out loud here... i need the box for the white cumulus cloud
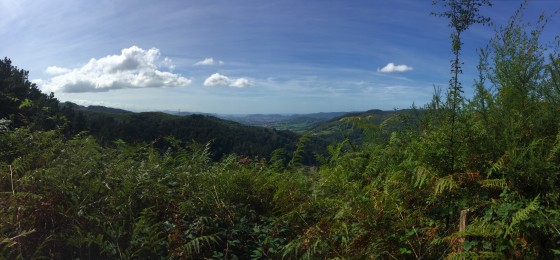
[204,73,251,88]
[194,57,223,66]
[45,66,71,75]
[377,63,413,73]
[160,57,176,70]
[39,46,191,93]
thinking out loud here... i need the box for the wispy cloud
[39,46,191,93]
[377,63,413,73]
[160,57,176,70]
[194,57,224,66]
[204,73,251,88]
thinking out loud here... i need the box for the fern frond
[282,236,304,259]
[435,175,458,195]
[479,179,506,190]
[0,229,35,247]
[327,139,349,166]
[447,249,505,259]
[183,233,222,257]
[413,165,435,188]
[486,153,507,178]
[547,132,560,161]
[511,196,540,226]
[455,218,502,238]
[477,251,505,259]
[446,251,478,260]
[505,195,540,238]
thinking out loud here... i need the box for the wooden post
[458,209,468,252]
[9,165,15,196]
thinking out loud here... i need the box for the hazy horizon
[64,100,383,116]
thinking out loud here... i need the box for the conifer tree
[431,0,492,174]
[0,58,60,130]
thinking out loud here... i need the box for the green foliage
[0,57,61,130]
[0,126,286,258]
[434,175,459,195]
[60,108,306,161]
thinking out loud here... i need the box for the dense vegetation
[59,102,307,161]
[2,1,560,258]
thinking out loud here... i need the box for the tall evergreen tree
[431,0,493,174]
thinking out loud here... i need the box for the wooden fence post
[458,209,468,252]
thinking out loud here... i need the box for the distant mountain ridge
[57,102,409,160]
[64,104,354,132]
[216,112,355,132]
[60,102,133,114]
[58,102,325,161]
[162,110,356,132]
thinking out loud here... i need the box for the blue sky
[1,0,559,114]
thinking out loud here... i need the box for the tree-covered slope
[59,102,316,160]
[0,58,61,130]
[305,109,417,145]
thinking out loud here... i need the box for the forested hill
[0,59,314,161]
[59,102,306,160]
[303,108,418,145]
[60,101,133,114]
[57,102,414,161]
